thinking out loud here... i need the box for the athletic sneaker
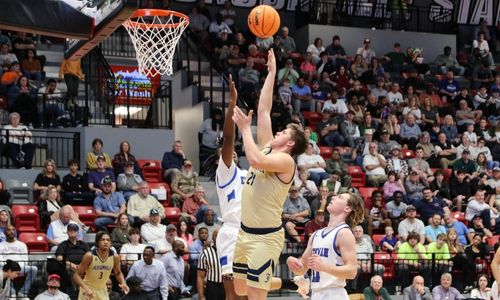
[293,275,310,299]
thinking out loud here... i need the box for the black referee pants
[206,281,225,300]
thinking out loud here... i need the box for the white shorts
[216,223,239,275]
[312,287,349,300]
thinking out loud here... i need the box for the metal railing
[0,128,80,169]
[300,0,456,34]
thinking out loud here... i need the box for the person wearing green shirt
[396,231,431,288]
[427,233,453,284]
[363,275,392,300]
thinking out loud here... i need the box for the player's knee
[234,279,247,296]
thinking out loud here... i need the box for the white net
[123,10,189,77]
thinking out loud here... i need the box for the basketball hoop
[123,9,189,77]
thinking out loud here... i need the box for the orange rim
[123,9,189,29]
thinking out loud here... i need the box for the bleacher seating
[6,179,34,205]
[12,205,39,232]
[149,182,170,204]
[137,159,162,183]
[164,206,181,225]
[72,206,97,229]
[319,146,333,160]
[348,166,366,188]
[19,232,49,252]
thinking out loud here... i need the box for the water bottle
[395,285,401,295]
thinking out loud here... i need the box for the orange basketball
[248,5,281,39]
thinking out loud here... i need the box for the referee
[197,229,225,300]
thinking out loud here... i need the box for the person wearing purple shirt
[93,177,128,232]
[88,155,116,194]
[292,77,313,112]
[439,71,460,102]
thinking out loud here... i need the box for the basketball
[248,5,281,39]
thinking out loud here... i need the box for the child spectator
[380,226,401,252]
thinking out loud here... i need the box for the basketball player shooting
[286,192,364,300]
[231,49,308,300]
[74,231,129,299]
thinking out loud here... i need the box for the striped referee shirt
[197,246,222,283]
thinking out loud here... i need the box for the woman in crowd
[470,274,492,299]
[33,159,61,199]
[347,95,365,124]
[421,95,440,130]
[382,171,405,199]
[465,234,489,273]
[332,65,352,92]
[0,260,21,299]
[112,140,142,177]
[120,227,146,266]
[299,52,318,83]
[177,220,193,262]
[2,112,36,169]
[402,95,422,125]
[429,169,451,200]
[441,114,459,145]
[111,213,132,252]
[384,113,401,142]
[38,185,85,230]
[446,228,474,290]
[86,138,112,170]
[0,210,11,243]
[20,49,42,82]
[306,37,324,64]
[476,152,489,174]
[7,75,36,125]
[295,169,319,202]
[350,54,367,80]
[360,113,379,137]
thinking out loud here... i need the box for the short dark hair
[92,138,103,147]
[129,227,140,235]
[407,231,420,242]
[95,231,111,245]
[422,187,432,193]
[47,78,57,85]
[3,260,21,272]
[144,246,155,253]
[67,159,80,168]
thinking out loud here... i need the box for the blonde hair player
[232,49,308,300]
[287,192,365,300]
[74,231,129,299]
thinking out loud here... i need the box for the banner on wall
[178,0,500,26]
[110,65,160,105]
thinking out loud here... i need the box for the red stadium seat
[374,252,396,280]
[487,235,500,248]
[319,146,333,160]
[149,182,171,203]
[372,234,385,250]
[72,206,97,228]
[358,187,379,208]
[402,149,415,159]
[451,212,466,224]
[137,159,162,183]
[19,232,48,252]
[164,207,181,225]
[348,166,366,188]
[302,112,322,127]
[12,205,39,232]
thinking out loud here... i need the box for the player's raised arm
[221,75,238,168]
[233,106,295,173]
[257,48,277,147]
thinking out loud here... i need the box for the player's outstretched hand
[286,256,304,273]
[307,254,325,272]
[229,74,238,104]
[267,48,276,74]
[232,106,253,130]
[119,283,130,294]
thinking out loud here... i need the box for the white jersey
[215,156,247,225]
[310,223,350,291]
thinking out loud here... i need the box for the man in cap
[352,128,375,166]
[128,181,165,227]
[47,206,84,252]
[452,149,478,181]
[340,110,360,148]
[398,205,425,243]
[170,159,199,208]
[116,160,143,200]
[378,129,401,158]
[127,246,169,299]
[356,38,376,65]
[88,154,116,194]
[93,177,127,232]
[387,144,409,179]
[34,274,70,300]
[405,171,425,203]
[282,186,311,242]
[140,208,167,251]
[55,222,90,276]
